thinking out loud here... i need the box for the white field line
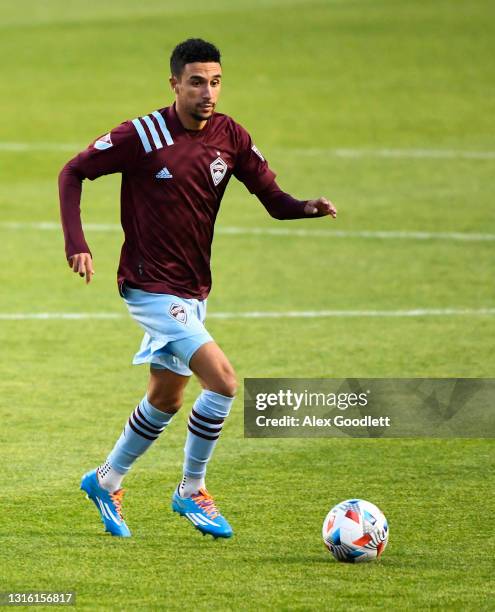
[216,226,495,242]
[1,222,494,242]
[0,142,80,152]
[0,308,494,321]
[1,142,495,160]
[291,148,495,161]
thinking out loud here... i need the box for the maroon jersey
[59,103,311,299]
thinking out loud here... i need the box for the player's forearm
[58,159,91,258]
[256,181,326,220]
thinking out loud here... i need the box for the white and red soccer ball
[322,499,389,562]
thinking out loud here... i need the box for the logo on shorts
[169,303,187,324]
[210,156,228,186]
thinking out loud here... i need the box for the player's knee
[147,392,183,414]
[209,368,237,398]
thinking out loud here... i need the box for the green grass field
[1,0,494,609]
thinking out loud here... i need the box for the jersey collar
[166,102,212,141]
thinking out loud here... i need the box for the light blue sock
[106,395,175,474]
[182,390,234,484]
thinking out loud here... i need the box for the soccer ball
[322,499,389,562]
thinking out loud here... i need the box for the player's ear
[169,75,179,93]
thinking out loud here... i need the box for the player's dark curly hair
[170,38,221,77]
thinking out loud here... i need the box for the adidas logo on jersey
[156,167,173,179]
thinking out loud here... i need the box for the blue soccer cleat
[171,487,233,539]
[80,469,131,537]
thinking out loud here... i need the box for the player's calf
[81,394,177,536]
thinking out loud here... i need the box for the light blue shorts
[121,284,213,377]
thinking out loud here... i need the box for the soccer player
[59,38,336,539]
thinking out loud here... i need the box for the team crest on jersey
[251,144,265,162]
[94,133,113,151]
[169,303,187,324]
[210,156,228,186]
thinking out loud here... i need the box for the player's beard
[191,103,215,123]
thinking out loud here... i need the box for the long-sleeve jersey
[59,103,317,299]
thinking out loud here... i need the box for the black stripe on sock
[187,423,220,441]
[132,411,163,437]
[191,407,224,425]
[128,418,159,441]
[188,414,223,435]
[135,405,165,434]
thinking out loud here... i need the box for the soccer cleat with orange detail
[171,486,233,538]
[80,469,131,537]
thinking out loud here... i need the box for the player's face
[171,62,222,123]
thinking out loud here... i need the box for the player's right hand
[68,253,95,284]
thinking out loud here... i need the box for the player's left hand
[304,197,337,218]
